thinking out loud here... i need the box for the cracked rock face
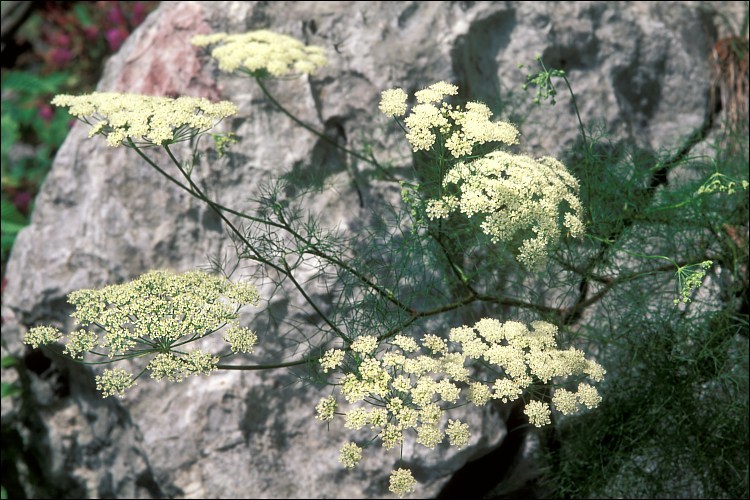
[1,1,743,498]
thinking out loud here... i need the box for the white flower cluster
[315,319,604,496]
[379,81,519,157]
[23,270,261,397]
[426,150,585,269]
[191,30,327,76]
[51,93,237,147]
[22,325,62,349]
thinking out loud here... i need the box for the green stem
[131,139,413,321]
[274,208,416,316]
[160,144,351,343]
[586,234,678,267]
[254,76,397,182]
[376,291,561,342]
[128,139,288,231]
[216,355,316,371]
[561,74,588,150]
[279,257,353,345]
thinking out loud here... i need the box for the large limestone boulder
[2,1,743,498]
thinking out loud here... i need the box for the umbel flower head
[426,150,586,269]
[23,270,261,397]
[379,81,519,157]
[191,30,328,77]
[51,92,237,147]
[389,468,417,498]
[315,319,604,496]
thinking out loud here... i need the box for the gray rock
[2,1,744,498]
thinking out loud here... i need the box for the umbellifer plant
[24,29,745,498]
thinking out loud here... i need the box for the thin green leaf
[1,382,21,399]
[0,356,17,368]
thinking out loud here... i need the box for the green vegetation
[2,4,747,498]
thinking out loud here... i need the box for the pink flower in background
[105,27,129,51]
[52,33,71,47]
[106,5,127,26]
[50,47,72,67]
[83,25,99,39]
[132,2,148,25]
[38,104,54,122]
[13,191,33,214]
